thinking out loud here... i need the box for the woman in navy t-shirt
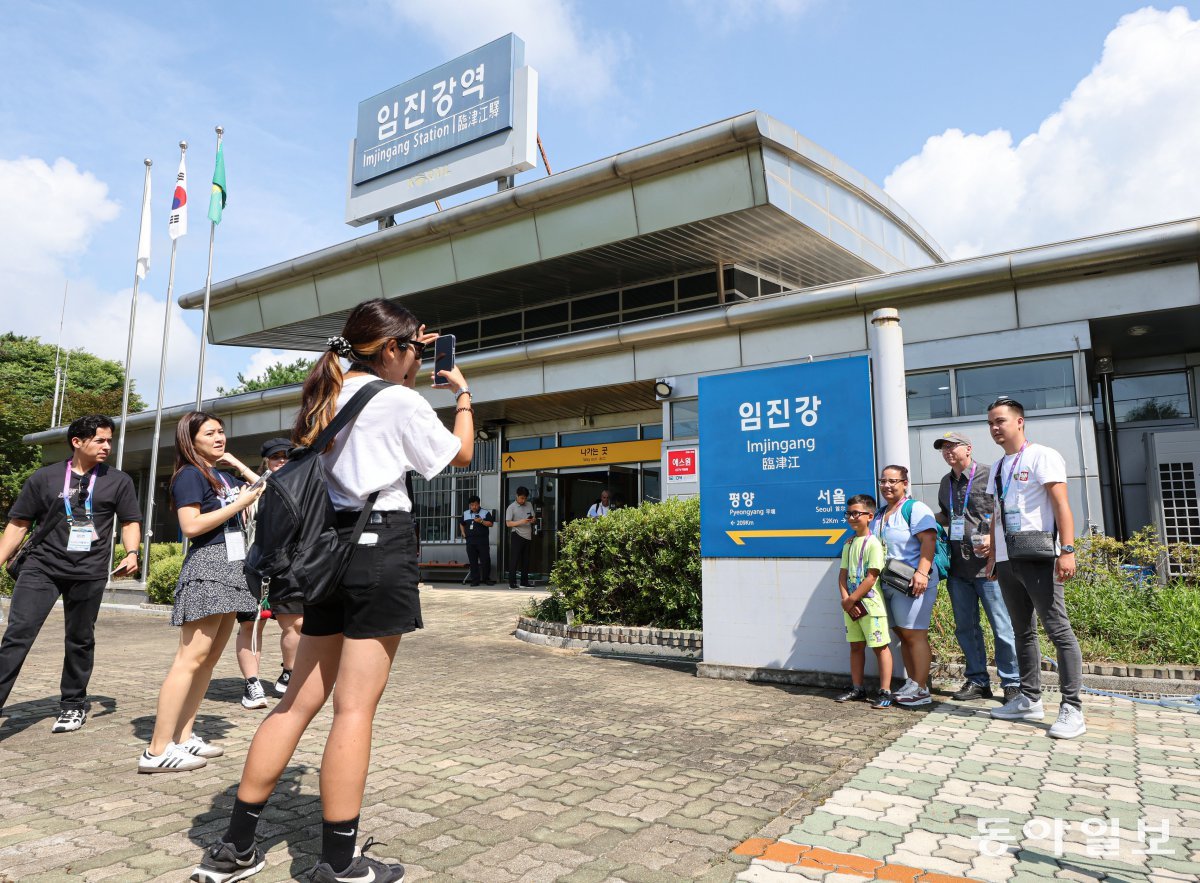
[139,411,264,773]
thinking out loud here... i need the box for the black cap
[260,437,291,459]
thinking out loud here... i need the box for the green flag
[208,142,226,224]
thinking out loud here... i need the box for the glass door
[531,471,558,581]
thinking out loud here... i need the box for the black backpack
[245,379,390,605]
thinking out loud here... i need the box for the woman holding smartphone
[191,299,473,883]
[140,412,263,773]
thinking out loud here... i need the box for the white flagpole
[116,158,153,470]
[142,140,187,584]
[49,282,68,428]
[195,125,222,409]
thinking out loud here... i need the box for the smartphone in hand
[432,334,456,388]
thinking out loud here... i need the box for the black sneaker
[51,707,87,733]
[190,839,266,882]
[834,687,867,703]
[508,582,518,589]
[484,580,496,586]
[519,582,535,588]
[274,669,291,697]
[951,680,993,701]
[308,838,404,882]
[1002,685,1022,704]
[241,678,268,709]
[870,690,894,710]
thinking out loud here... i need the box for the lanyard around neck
[62,459,97,523]
[949,462,977,517]
[999,442,1028,502]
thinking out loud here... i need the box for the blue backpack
[898,499,951,582]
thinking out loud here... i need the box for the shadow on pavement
[0,694,116,740]
[188,763,319,879]
[129,711,239,744]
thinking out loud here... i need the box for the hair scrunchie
[326,336,353,358]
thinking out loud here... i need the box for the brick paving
[2,589,1198,882]
[0,589,908,882]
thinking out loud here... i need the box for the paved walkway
[0,588,1197,882]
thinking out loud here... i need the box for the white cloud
[0,153,298,413]
[379,0,627,102]
[678,0,819,31]
[885,6,1200,259]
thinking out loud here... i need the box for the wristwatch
[1060,545,1075,554]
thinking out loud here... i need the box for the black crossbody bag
[6,513,61,581]
[995,459,1057,561]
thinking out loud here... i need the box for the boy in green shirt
[836,494,894,709]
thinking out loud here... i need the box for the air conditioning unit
[1145,429,1200,577]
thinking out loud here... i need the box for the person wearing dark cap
[234,438,305,708]
[933,431,1020,704]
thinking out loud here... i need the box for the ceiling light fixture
[654,379,674,398]
[1127,325,1151,337]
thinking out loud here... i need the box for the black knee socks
[321,815,360,872]
[225,797,267,852]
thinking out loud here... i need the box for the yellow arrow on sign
[726,529,846,545]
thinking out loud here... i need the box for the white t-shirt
[987,442,1067,563]
[587,502,609,518]
[321,376,460,511]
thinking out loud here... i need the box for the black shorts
[236,595,303,623]
[301,514,422,640]
[239,574,305,623]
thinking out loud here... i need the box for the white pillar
[869,308,910,472]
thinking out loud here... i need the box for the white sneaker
[896,689,932,707]
[894,678,920,698]
[241,679,268,709]
[51,707,87,733]
[990,693,1045,721]
[179,733,225,758]
[1048,704,1087,739]
[139,742,207,773]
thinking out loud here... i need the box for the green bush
[0,540,185,598]
[930,527,1200,665]
[535,497,701,629]
[147,554,184,605]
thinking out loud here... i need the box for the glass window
[956,357,1077,416]
[411,474,479,544]
[506,437,542,453]
[671,400,700,439]
[642,466,661,505]
[641,423,663,440]
[622,281,674,310]
[678,272,717,299]
[1112,373,1192,423]
[559,427,639,446]
[571,291,620,320]
[906,371,952,420]
[480,312,522,337]
[525,302,569,328]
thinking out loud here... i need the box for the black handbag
[879,558,917,596]
[994,460,1058,561]
[5,516,60,581]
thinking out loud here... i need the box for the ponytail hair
[170,411,226,506]
[293,298,420,448]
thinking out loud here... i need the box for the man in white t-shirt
[984,397,1085,739]
[587,490,610,519]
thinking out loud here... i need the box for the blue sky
[2,1,1199,409]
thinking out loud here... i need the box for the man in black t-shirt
[0,415,142,733]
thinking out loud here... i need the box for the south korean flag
[168,152,187,240]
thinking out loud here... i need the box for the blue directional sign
[698,356,876,558]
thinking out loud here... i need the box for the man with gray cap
[934,431,1020,703]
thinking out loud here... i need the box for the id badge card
[224,527,246,562]
[1004,510,1022,533]
[949,516,966,541]
[67,518,96,552]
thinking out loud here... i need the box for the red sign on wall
[667,448,698,482]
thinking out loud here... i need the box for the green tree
[217,357,314,396]
[0,333,144,513]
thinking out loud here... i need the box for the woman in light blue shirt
[873,464,939,707]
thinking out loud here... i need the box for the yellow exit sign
[501,439,662,472]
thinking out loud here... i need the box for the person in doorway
[0,415,141,733]
[587,489,611,518]
[834,494,894,709]
[191,298,473,883]
[933,431,1021,704]
[873,465,939,708]
[505,487,536,589]
[984,397,1085,739]
[459,495,495,586]
[139,412,263,773]
[235,438,304,708]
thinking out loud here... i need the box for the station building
[27,111,1200,581]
